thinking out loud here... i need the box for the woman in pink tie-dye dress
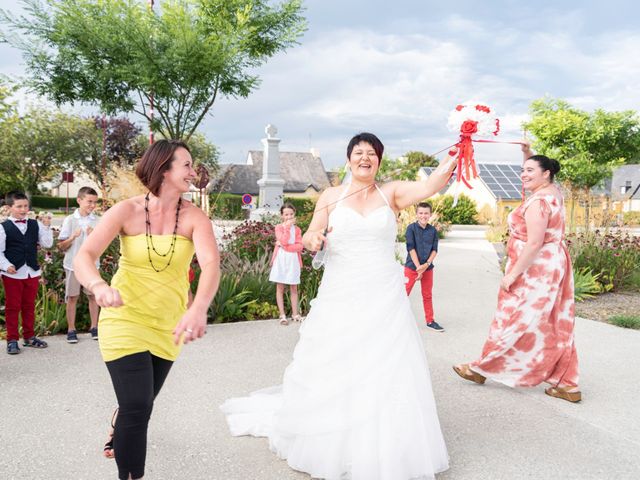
[454,144,581,403]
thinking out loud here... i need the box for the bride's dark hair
[527,155,561,182]
[347,133,384,165]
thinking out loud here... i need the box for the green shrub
[623,211,640,226]
[209,193,249,220]
[222,251,275,304]
[567,231,640,291]
[573,267,601,301]
[209,275,255,323]
[222,220,275,262]
[434,220,451,239]
[299,250,323,314]
[431,194,478,225]
[34,284,67,335]
[608,315,640,329]
[628,270,640,291]
[246,301,280,320]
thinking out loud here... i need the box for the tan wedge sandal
[545,385,582,403]
[453,364,486,385]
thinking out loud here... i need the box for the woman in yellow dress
[74,139,220,480]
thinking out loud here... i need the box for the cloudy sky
[2,0,639,169]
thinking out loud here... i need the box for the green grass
[608,315,640,330]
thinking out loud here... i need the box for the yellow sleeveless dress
[99,234,195,362]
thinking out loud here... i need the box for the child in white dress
[269,203,303,325]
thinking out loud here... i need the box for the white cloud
[2,1,639,170]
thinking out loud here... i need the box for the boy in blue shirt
[404,202,443,331]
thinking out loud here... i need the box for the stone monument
[251,124,285,220]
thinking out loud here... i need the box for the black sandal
[103,408,118,459]
[23,336,48,348]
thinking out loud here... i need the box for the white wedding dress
[220,186,449,480]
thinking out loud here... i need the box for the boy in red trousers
[404,202,443,332]
[1,191,53,354]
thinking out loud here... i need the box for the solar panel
[420,163,523,199]
[473,163,522,199]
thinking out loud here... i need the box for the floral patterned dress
[471,190,579,388]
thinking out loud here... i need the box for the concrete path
[1,226,639,479]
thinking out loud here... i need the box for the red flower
[460,120,478,135]
[475,105,490,113]
[456,104,464,111]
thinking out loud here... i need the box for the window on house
[621,181,632,194]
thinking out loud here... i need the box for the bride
[221,133,458,480]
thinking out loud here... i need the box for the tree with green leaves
[0,106,96,193]
[523,98,640,225]
[0,76,17,121]
[0,0,306,140]
[377,151,438,182]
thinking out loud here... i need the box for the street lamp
[62,170,74,215]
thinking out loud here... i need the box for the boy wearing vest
[57,187,101,343]
[1,191,53,354]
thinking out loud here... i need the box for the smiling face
[281,207,296,223]
[9,199,29,219]
[348,141,380,181]
[416,206,432,226]
[77,194,98,216]
[163,147,196,193]
[521,159,550,192]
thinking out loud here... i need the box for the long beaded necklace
[144,192,182,272]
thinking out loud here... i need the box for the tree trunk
[568,188,577,233]
[584,187,591,230]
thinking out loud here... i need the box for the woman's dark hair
[527,155,561,182]
[280,202,296,214]
[346,133,384,165]
[136,139,191,196]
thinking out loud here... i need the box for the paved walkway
[1,226,639,479]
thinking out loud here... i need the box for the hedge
[209,193,250,220]
[209,193,317,222]
[30,195,79,209]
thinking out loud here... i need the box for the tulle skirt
[221,258,448,479]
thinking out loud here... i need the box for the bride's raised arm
[387,147,458,211]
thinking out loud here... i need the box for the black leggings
[106,351,173,480]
